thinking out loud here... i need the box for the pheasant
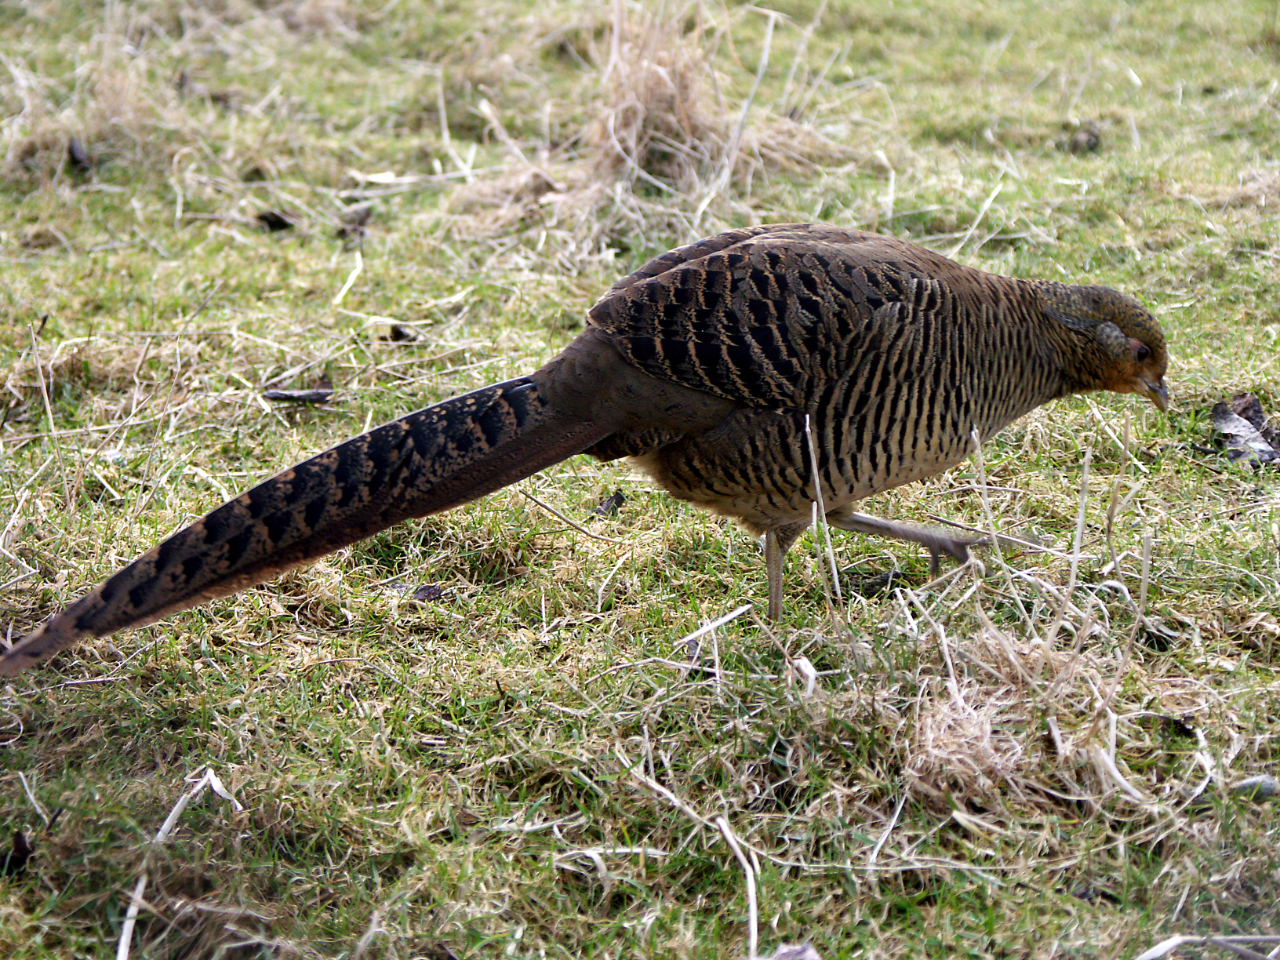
[1,224,1168,676]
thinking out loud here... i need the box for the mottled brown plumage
[1,224,1169,676]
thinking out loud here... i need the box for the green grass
[2,1,1279,958]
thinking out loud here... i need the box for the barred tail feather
[1,377,608,676]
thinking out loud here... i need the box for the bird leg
[764,521,810,620]
[765,513,971,619]
[826,511,977,578]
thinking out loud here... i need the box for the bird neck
[1022,279,1127,401]
[954,278,1085,434]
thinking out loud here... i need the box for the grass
[2,0,1279,957]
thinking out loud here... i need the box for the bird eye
[1134,344,1150,362]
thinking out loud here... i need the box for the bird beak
[1141,377,1169,412]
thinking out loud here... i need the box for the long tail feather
[2,376,608,675]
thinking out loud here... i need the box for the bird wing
[587,223,956,410]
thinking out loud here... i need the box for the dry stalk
[804,413,843,612]
[117,769,243,960]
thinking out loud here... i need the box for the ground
[0,1,1278,958]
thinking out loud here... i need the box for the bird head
[1035,282,1169,411]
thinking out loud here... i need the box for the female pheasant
[2,224,1168,675]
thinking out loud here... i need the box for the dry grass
[1,1,1279,958]
[444,1,860,267]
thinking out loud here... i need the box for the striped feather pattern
[2,223,1169,673]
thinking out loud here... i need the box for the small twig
[1132,936,1280,960]
[17,772,48,825]
[520,489,625,544]
[603,111,677,195]
[679,603,752,696]
[584,653,746,685]
[969,426,1035,629]
[777,0,829,113]
[28,326,71,510]
[909,590,967,710]
[604,0,623,80]
[351,905,387,960]
[117,769,243,960]
[0,488,38,575]
[717,816,759,959]
[868,792,907,865]
[803,414,843,611]
[182,278,223,326]
[1105,411,1125,567]
[596,552,632,612]
[1088,740,1147,803]
[695,9,777,223]
[619,748,718,831]
[436,73,469,176]
[709,611,724,696]
[946,180,1003,260]
[1137,528,1152,620]
[1044,447,1091,650]
[331,249,363,307]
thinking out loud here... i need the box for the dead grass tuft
[445,2,858,266]
[274,0,358,38]
[587,6,728,195]
[3,9,170,179]
[1208,168,1280,209]
[905,676,1025,804]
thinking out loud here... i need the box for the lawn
[1,1,1278,958]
